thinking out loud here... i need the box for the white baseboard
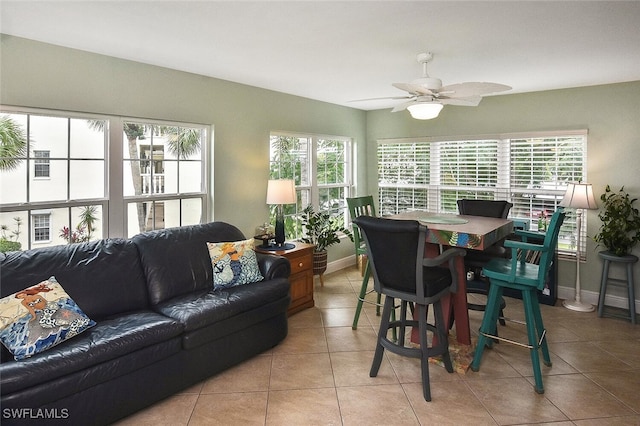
[326,256,639,313]
[558,285,638,312]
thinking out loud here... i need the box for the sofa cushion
[0,239,149,321]
[0,311,183,395]
[0,277,96,360]
[132,222,246,305]
[154,277,290,348]
[207,239,264,289]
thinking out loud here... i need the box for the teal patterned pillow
[0,276,96,360]
[207,239,264,290]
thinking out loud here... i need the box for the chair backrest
[532,208,566,287]
[457,199,513,219]
[347,196,376,253]
[353,216,427,300]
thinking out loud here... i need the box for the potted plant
[593,185,640,256]
[299,205,353,278]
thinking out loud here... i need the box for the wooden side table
[255,242,315,316]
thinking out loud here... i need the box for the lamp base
[562,299,595,312]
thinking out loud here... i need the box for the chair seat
[483,258,542,289]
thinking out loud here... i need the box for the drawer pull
[298,262,303,267]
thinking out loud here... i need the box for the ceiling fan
[361,52,511,119]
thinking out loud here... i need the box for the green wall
[3,34,640,303]
[0,35,365,262]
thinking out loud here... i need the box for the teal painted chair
[471,208,566,394]
[347,196,383,330]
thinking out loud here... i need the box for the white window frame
[377,130,588,259]
[33,150,50,178]
[269,131,352,240]
[31,212,51,243]
[0,106,211,249]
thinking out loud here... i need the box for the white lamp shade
[407,103,443,120]
[266,179,296,205]
[560,182,598,210]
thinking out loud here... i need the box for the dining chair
[470,208,566,394]
[353,215,466,401]
[347,196,383,330]
[457,199,513,323]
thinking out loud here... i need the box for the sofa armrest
[255,253,291,280]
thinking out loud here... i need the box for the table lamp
[266,179,296,248]
[560,182,598,312]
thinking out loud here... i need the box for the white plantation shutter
[378,131,587,258]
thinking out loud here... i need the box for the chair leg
[370,296,394,378]
[352,261,371,330]
[530,291,551,368]
[471,283,503,372]
[434,300,454,373]
[522,289,545,394]
[416,303,432,402]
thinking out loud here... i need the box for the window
[123,121,207,237]
[33,150,50,178]
[0,108,210,249]
[377,131,587,258]
[269,132,351,239]
[32,213,50,242]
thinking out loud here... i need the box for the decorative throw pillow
[207,239,264,290]
[0,276,96,360]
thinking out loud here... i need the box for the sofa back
[0,239,149,321]
[131,222,245,306]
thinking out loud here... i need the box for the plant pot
[313,250,328,276]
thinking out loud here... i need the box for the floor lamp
[560,182,598,312]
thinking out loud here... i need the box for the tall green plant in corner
[593,185,640,256]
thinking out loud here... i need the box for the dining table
[388,210,514,346]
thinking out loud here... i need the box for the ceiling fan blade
[439,82,511,98]
[439,96,482,106]
[392,82,435,96]
[349,95,413,103]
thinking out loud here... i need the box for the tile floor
[117,266,640,425]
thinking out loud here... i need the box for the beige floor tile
[315,276,356,294]
[314,292,359,309]
[593,338,640,367]
[269,352,335,390]
[465,377,568,425]
[200,354,272,393]
[114,393,198,426]
[404,381,497,425]
[337,384,419,425]
[490,340,578,377]
[574,415,640,425]
[321,307,367,328]
[585,369,640,412]
[330,350,398,387]
[266,388,341,425]
[271,325,328,354]
[325,325,378,352]
[189,392,267,425]
[542,374,636,420]
[552,341,634,372]
[288,306,324,328]
[385,351,461,384]
[462,346,522,381]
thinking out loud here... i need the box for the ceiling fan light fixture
[407,102,443,119]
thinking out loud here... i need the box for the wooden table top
[388,210,513,250]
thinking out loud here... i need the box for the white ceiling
[2,1,640,111]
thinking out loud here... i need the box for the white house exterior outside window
[33,150,50,178]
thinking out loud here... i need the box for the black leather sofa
[0,222,291,425]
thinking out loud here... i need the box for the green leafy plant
[0,217,23,253]
[59,206,99,244]
[592,185,640,256]
[299,205,353,252]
